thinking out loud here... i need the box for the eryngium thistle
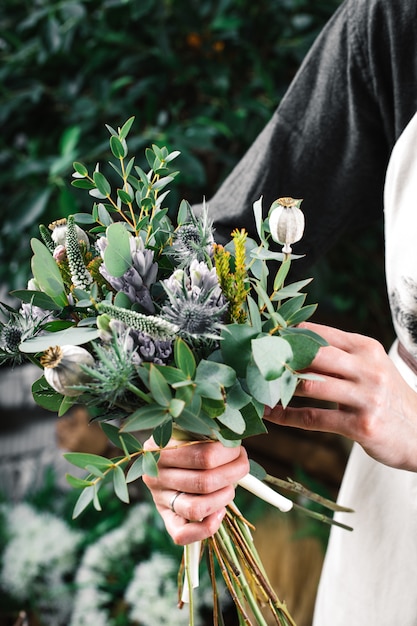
[160,259,227,339]
[98,235,157,313]
[170,202,214,266]
[0,303,49,366]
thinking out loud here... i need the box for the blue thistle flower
[169,202,214,266]
[160,260,227,340]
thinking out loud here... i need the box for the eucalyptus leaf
[220,323,259,378]
[251,335,293,380]
[246,360,282,407]
[72,486,95,519]
[280,331,322,371]
[126,456,144,483]
[280,369,298,408]
[196,359,236,388]
[11,290,63,311]
[30,238,68,308]
[103,222,131,277]
[153,418,173,447]
[121,404,169,432]
[63,452,113,470]
[142,451,159,477]
[113,465,130,503]
[32,375,63,412]
[174,338,196,378]
[20,327,99,352]
[149,365,172,407]
[216,405,246,435]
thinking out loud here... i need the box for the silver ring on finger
[169,491,185,514]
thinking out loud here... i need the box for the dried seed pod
[268,197,305,253]
[41,344,95,396]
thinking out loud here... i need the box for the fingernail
[217,508,226,522]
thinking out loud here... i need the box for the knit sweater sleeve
[204,0,417,267]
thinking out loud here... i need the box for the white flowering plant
[0,118,351,626]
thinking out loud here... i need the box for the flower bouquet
[0,118,352,626]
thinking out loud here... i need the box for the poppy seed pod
[268,197,305,253]
[40,344,95,396]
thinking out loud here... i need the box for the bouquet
[0,118,352,626]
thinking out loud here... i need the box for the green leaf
[72,486,95,518]
[225,380,251,410]
[119,116,135,140]
[251,335,293,380]
[195,359,236,388]
[271,279,313,300]
[71,179,96,190]
[73,161,88,177]
[246,295,262,332]
[249,460,267,480]
[110,135,127,159]
[63,452,113,471]
[66,474,94,488]
[30,238,68,307]
[93,171,111,196]
[287,304,318,326]
[11,289,63,311]
[277,294,306,322]
[126,456,144,483]
[103,222,132,277]
[280,330,322,371]
[113,465,130,503]
[142,451,159,477]
[169,398,185,418]
[101,422,143,453]
[153,418,173,447]
[122,404,169,432]
[217,405,246,435]
[149,365,172,407]
[174,338,196,378]
[220,323,259,378]
[246,360,282,407]
[20,326,99,352]
[32,376,62,412]
[58,394,77,416]
[280,369,298,408]
[201,397,225,418]
[195,380,223,400]
[273,256,292,291]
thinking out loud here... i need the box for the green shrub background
[0,0,392,344]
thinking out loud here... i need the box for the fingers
[158,508,227,546]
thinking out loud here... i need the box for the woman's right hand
[142,438,249,545]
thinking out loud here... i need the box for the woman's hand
[266,322,417,470]
[142,439,249,545]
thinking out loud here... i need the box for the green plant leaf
[251,335,293,380]
[142,451,159,477]
[119,116,135,140]
[30,238,68,307]
[174,338,196,378]
[280,369,298,408]
[72,485,95,519]
[110,135,127,159]
[20,326,99,352]
[121,404,169,432]
[246,360,282,407]
[101,422,143,453]
[153,418,173,447]
[103,222,131,277]
[169,398,185,418]
[73,161,88,177]
[149,364,172,407]
[32,376,62,411]
[195,359,236,388]
[11,289,63,311]
[217,405,246,435]
[220,323,259,378]
[113,465,130,503]
[63,452,113,470]
[126,456,144,483]
[66,474,94,488]
[287,304,318,326]
[93,171,111,196]
[280,330,322,371]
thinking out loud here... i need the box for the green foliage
[0,0,341,292]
